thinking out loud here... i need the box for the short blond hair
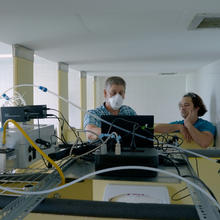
[105,76,126,90]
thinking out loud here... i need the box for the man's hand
[85,124,101,140]
[179,125,192,142]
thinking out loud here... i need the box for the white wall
[0,59,13,103]
[34,55,58,128]
[0,44,13,127]
[186,59,220,147]
[0,43,13,107]
[86,75,95,110]
[68,69,81,128]
[94,74,187,123]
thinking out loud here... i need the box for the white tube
[1,84,154,142]
[167,144,217,163]
[0,165,219,210]
[1,84,220,210]
[1,84,218,163]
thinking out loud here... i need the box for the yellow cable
[2,119,65,185]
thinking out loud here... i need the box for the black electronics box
[95,148,158,177]
[0,105,47,125]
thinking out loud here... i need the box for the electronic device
[0,124,56,171]
[95,148,158,177]
[0,148,16,173]
[94,115,158,177]
[0,105,47,126]
[101,115,154,151]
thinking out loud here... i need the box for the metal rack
[185,160,220,220]
[0,157,75,220]
[0,153,220,220]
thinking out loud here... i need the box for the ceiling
[0,0,220,75]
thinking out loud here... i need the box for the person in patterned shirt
[84,76,136,140]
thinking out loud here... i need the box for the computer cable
[156,135,219,173]
[48,114,79,150]
[157,134,183,151]
[167,143,218,164]
[3,84,218,165]
[154,134,168,150]
[52,115,67,145]
[165,134,183,147]
[2,84,219,181]
[2,119,65,185]
[182,175,218,202]
[141,125,160,149]
[161,152,198,202]
[104,116,154,143]
[1,85,220,214]
[47,108,83,144]
[47,114,68,145]
[34,118,52,150]
[41,155,51,168]
[158,154,181,176]
[1,84,156,145]
[130,123,138,151]
[1,84,218,167]
[106,117,139,134]
[48,113,80,148]
[166,147,218,203]
[72,128,105,151]
[37,118,41,139]
[106,118,139,150]
[195,157,199,177]
[171,187,190,201]
[0,165,219,212]
[71,131,118,160]
[47,112,84,152]
[159,145,211,203]
[50,134,66,146]
[106,117,156,151]
[52,129,106,165]
[35,138,51,149]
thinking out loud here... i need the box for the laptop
[101,115,154,152]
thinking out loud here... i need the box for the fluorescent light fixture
[159,72,177,76]
[188,13,220,30]
[0,54,12,58]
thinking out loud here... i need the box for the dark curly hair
[183,92,207,116]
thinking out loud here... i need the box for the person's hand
[184,108,198,128]
[179,125,192,142]
[85,124,101,140]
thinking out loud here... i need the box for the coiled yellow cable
[2,119,65,185]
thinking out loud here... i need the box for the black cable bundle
[48,141,102,161]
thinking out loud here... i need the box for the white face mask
[108,93,124,110]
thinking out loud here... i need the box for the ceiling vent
[189,13,220,30]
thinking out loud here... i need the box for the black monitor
[101,115,154,151]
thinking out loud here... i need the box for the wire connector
[2,93,10,100]
[38,86,48,92]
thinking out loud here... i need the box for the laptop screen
[101,115,154,151]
